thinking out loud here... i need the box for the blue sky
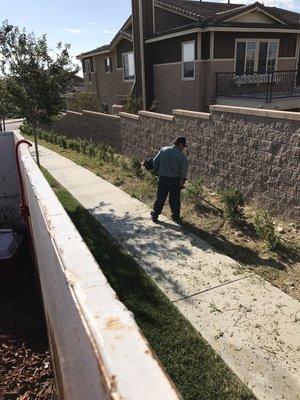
[1,0,299,74]
[1,0,132,74]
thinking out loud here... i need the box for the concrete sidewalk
[34,144,300,400]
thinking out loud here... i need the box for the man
[151,137,188,224]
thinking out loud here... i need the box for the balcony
[215,70,300,104]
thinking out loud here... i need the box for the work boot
[151,211,158,223]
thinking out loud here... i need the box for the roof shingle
[158,0,300,27]
[78,1,300,58]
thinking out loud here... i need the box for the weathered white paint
[15,133,180,400]
[0,132,21,227]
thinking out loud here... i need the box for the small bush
[219,188,245,223]
[254,209,280,251]
[130,157,142,176]
[138,172,157,199]
[114,175,126,187]
[185,177,204,205]
[20,122,34,136]
[123,94,143,115]
[75,92,100,112]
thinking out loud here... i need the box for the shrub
[254,209,280,251]
[130,157,142,176]
[141,171,157,198]
[219,188,245,223]
[185,177,204,205]
[123,94,143,115]
[20,122,34,136]
[75,92,100,112]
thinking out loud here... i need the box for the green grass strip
[42,167,255,400]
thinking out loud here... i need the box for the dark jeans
[153,176,181,218]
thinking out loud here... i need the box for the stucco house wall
[94,49,134,112]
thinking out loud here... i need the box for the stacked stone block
[46,106,299,219]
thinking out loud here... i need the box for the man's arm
[153,150,161,173]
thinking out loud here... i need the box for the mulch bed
[0,240,56,400]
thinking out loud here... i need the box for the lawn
[42,167,255,400]
[21,125,300,301]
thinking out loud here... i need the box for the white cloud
[216,0,297,11]
[65,28,81,34]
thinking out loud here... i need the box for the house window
[235,40,279,75]
[84,59,92,83]
[182,41,195,80]
[104,57,112,73]
[122,52,135,81]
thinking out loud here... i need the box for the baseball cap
[174,136,187,147]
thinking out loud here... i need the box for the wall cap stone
[210,105,239,114]
[83,110,120,120]
[119,112,140,120]
[138,110,174,121]
[210,105,300,121]
[66,111,83,116]
[173,109,211,120]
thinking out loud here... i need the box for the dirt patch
[0,239,56,400]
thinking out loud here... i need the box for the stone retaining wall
[49,110,121,151]
[47,106,300,219]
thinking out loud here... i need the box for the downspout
[138,0,147,109]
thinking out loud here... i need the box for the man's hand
[180,179,186,189]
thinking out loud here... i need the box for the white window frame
[122,51,135,82]
[104,56,112,73]
[84,59,92,84]
[234,38,280,76]
[182,40,196,81]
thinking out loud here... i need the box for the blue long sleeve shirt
[153,145,188,180]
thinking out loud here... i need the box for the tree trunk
[33,123,40,167]
[2,116,5,131]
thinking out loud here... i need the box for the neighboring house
[77,1,300,114]
[61,75,85,110]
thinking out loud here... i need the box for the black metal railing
[215,70,300,102]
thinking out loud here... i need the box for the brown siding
[149,33,198,64]
[153,62,203,113]
[154,6,195,33]
[279,34,297,58]
[116,39,134,68]
[214,32,297,59]
[132,0,154,101]
[201,32,210,60]
[93,49,133,112]
[141,0,154,37]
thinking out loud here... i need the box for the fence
[216,70,300,103]
[4,131,180,400]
